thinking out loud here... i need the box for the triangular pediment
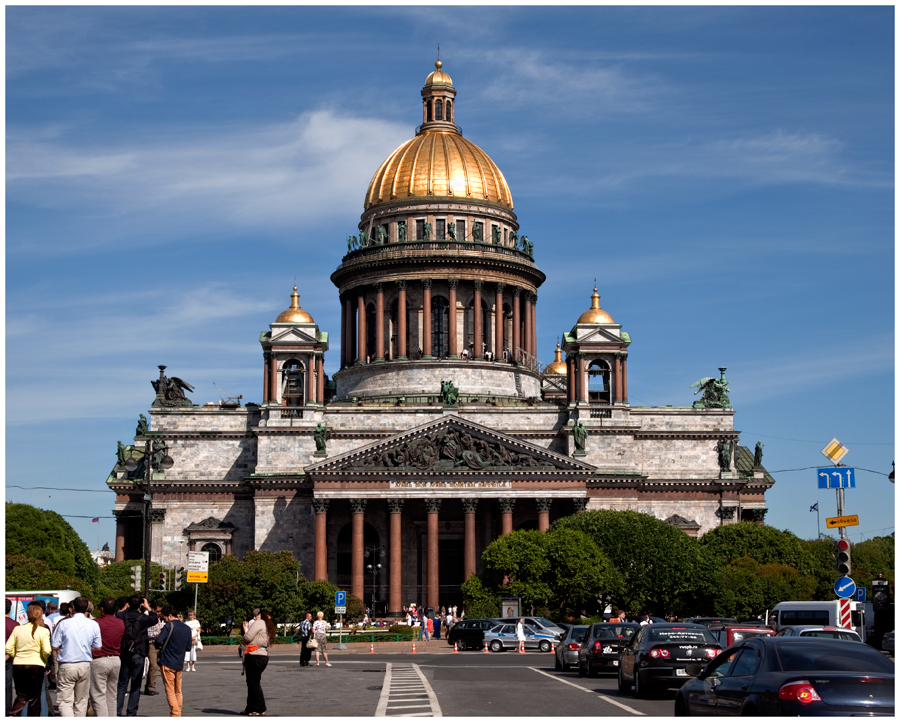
[306,416,595,474]
[575,326,626,345]
[269,326,319,345]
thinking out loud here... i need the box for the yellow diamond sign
[821,437,849,464]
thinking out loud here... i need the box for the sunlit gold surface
[545,343,567,374]
[276,286,314,324]
[424,60,453,87]
[364,130,513,210]
[577,287,615,325]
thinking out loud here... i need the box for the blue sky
[6,6,894,557]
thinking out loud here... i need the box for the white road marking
[376,663,443,717]
[528,667,646,716]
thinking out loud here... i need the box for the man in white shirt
[51,597,102,717]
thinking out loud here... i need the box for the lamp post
[124,437,174,600]
[364,545,385,614]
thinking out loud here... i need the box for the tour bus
[6,589,81,623]
[767,600,868,640]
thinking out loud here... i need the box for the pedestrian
[615,610,628,624]
[298,612,313,667]
[445,608,453,633]
[154,605,193,717]
[639,614,651,627]
[240,609,275,716]
[516,618,526,653]
[115,595,158,717]
[183,610,201,672]
[5,599,20,716]
[426,614,434,641]
[433,613,440,640]
[311,611,331,667]
[51,596,101,717]
[89,598,123,717]
[6,601,51,717]
[143,600,165,696]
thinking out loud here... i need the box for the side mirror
[684,662,704,677]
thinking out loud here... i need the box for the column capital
[374,282,383,294]
[496,282,506,293]
[312,499,330,514]
[531,293,538,305]
[422,278,433,289]
[535,498,553,513]
[149,509,166,523]
[350,499,368,514]
[571,498,589,514]
[424,499,442,514]
[448,278,459,289]
[263,351,274,361]
[473,279,484,291]
[461,498,479,514]
[387,499,405,514]
[513,286,522,297]
[499,498,516,513]
[396,279,407,291]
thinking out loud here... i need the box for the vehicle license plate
[676,668,687,677]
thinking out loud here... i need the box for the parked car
[685,617,738,629]
[675,636,894,716]
[496,616,566,638]
[445,619,496,651]
[618,623,722,698]
[775,625,862,642]
[708,624,775,647]
[555,624,589,671]
[882,630,894,653]
[577,622,640,677]
[484,623,557,652]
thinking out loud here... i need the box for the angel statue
[359,230,369,247]
[375,225,387,244]
[440,379,459,406]
[135,413,149,437]
[151,365,195,408]
[447,221,456,240]
[690,368,731,409]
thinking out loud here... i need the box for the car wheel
[456,639,466,652]
[490,640,503,653]
[634,670,648,699]
[539,640,551,653]
[617,666,632,693]
[555,655,561,670]
[562,660,570,672]
[587,663,598,678]
[674,694,690,716]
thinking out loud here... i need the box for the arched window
[446,100,452,122]
[435,99,443,121]
[588,359,612,404]
[281,358,304,406]
[201,543,222,563]
[432,296,449,358]
[426,99,432,122]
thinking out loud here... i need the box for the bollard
[370,643,375,654]
[549,641,555,654]
[483,640,489,653]
[454,642,458,653]
[411,642,416,654]
[519,641,525,654]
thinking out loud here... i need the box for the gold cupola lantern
[545,343,567,374]
[275,286,314,324]
[577,286,615,325]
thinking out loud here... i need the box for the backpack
[121,614,143,655]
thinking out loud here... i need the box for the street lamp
[364,545,386,613]
[124,437,174,600]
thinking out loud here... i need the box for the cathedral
[107,62,775,613]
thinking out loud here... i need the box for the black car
[618,623,723,698]
[577,623,640,677]
[685,617,738,629]
[675,636,894,716]
[445,619,496,651]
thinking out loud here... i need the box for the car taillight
[779,681,822,704]
[705,648,720,658]
[593,641,602,651]
[648,647,671,658]
[859,677,884,684]
[568,643,580,650]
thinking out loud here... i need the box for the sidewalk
[201,639,459,655]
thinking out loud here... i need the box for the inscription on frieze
[390,481,511,489]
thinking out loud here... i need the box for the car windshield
[800,630,860,641]
[595,625,635,639]
[526,617,554,628]
[570,626,589,642]
[732,630,772,642]
[775,641,894,673]
[648,628,717,644]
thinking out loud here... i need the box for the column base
[397,356,408,361]
[422,355,433,360]
[374,358,386,364]
[448,355,459,359]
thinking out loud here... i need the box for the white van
[768,600,866,639]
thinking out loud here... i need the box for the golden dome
[545,343,567,374]
[365,131,513,210]
[424,60,453,87]
[275,286,314,324]
[577,287,615,325]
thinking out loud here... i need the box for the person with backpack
[115,596,158,717]
[154,605,193,717]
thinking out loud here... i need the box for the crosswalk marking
[375,663,443,717]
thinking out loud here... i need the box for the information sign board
[817,468,855,489]
[335,605,347,614]
[825,514,859,529]
[186,551,209,584]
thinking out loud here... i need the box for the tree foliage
[303,580,340,624]
[699,522,816,575]
[5,503,99,585]
[460,574,500,619]
[5,553,90,596]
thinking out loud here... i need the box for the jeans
[116,652,145,716]
[161,666,183,717]
[244,655,268,714]
[6,659,14,716]
[89,656,120,717]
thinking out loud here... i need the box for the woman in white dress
[184,609,202,671]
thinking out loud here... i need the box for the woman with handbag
[240,609,275,716]
[311,611,331,667]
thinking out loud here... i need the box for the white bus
[768,600,868,640]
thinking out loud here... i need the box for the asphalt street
[122,647,678,717]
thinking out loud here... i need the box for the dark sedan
[445,619,496,651]
[675,636,894,716]
[577,623,640,677]
[618,623,723,698]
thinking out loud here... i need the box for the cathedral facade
[107,62,774,613]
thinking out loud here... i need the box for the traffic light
[834,538,851,576]
[174,567,184,591]
[131,565,142,592]
[159,571,167,591]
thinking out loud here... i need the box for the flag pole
[817,501,821,538]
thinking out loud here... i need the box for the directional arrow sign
[834,576,856,599]
[826,514,859,529]
[817,467,855,489]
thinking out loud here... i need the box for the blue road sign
[855,587,866,602]
[335,591,346,606]
[817,467,855,489]
[834,576,856,599]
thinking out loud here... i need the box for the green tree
[545,528,623,618]
[480,530,553,612]
[757,562,816,604]
[800,537,841,600]
[5,503,99,585]
[715,557,766,619]
[699,522,816,575]
[552,510,720,616]
[460,574,500,619]
[853,535,894,584]
[302,580,340,624]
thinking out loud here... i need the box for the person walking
[51,596,102,717]
[240,609,275,716]
[143,600,165,696]
[89,598,123,717]
[183,610,201,672]
[154,605,193,717]
[115,596,158,717]
[426,614,434,642]
[311,612,331,667]
[516,618,526,653]
[6,602,51,717]
[298,613,313,667]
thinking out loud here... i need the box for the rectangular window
[456,219,466,241]
[435,219,446,240]
[416,219,425,240]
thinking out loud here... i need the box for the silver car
[774,625,862,642]
[484,623,557,652]
[555,624,589,671]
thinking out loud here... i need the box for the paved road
[125,648,678,716]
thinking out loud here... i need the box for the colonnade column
[422,279,433,358]
[269,353,278,403]
[397,281,408,360]
[375,283,385,361]
[316,355,325,404]
[313,499,330,581]
[512,288,521,361]
[579,353,587,402]
[263,352,271,403]
[307,353,316,404]
[495,283,505,359]
[531,294,538,359]
[499,498,515,535]
[350,499,367,601]
[473,281,483,358]
[339,294,347,368]
[462,499,478,581]
[536,498,552,532]
[387,499,404,615]
[566,354,575,404]
[113,511,126,562]
[448,280,459,358]
[425,499,441,610]
[357,292,367,364]
[614,353,623,403]
[523,293,532,361]
[622,355,628,403]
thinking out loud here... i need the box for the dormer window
[435,99,443,121]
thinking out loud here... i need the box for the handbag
[306,637,318,649]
